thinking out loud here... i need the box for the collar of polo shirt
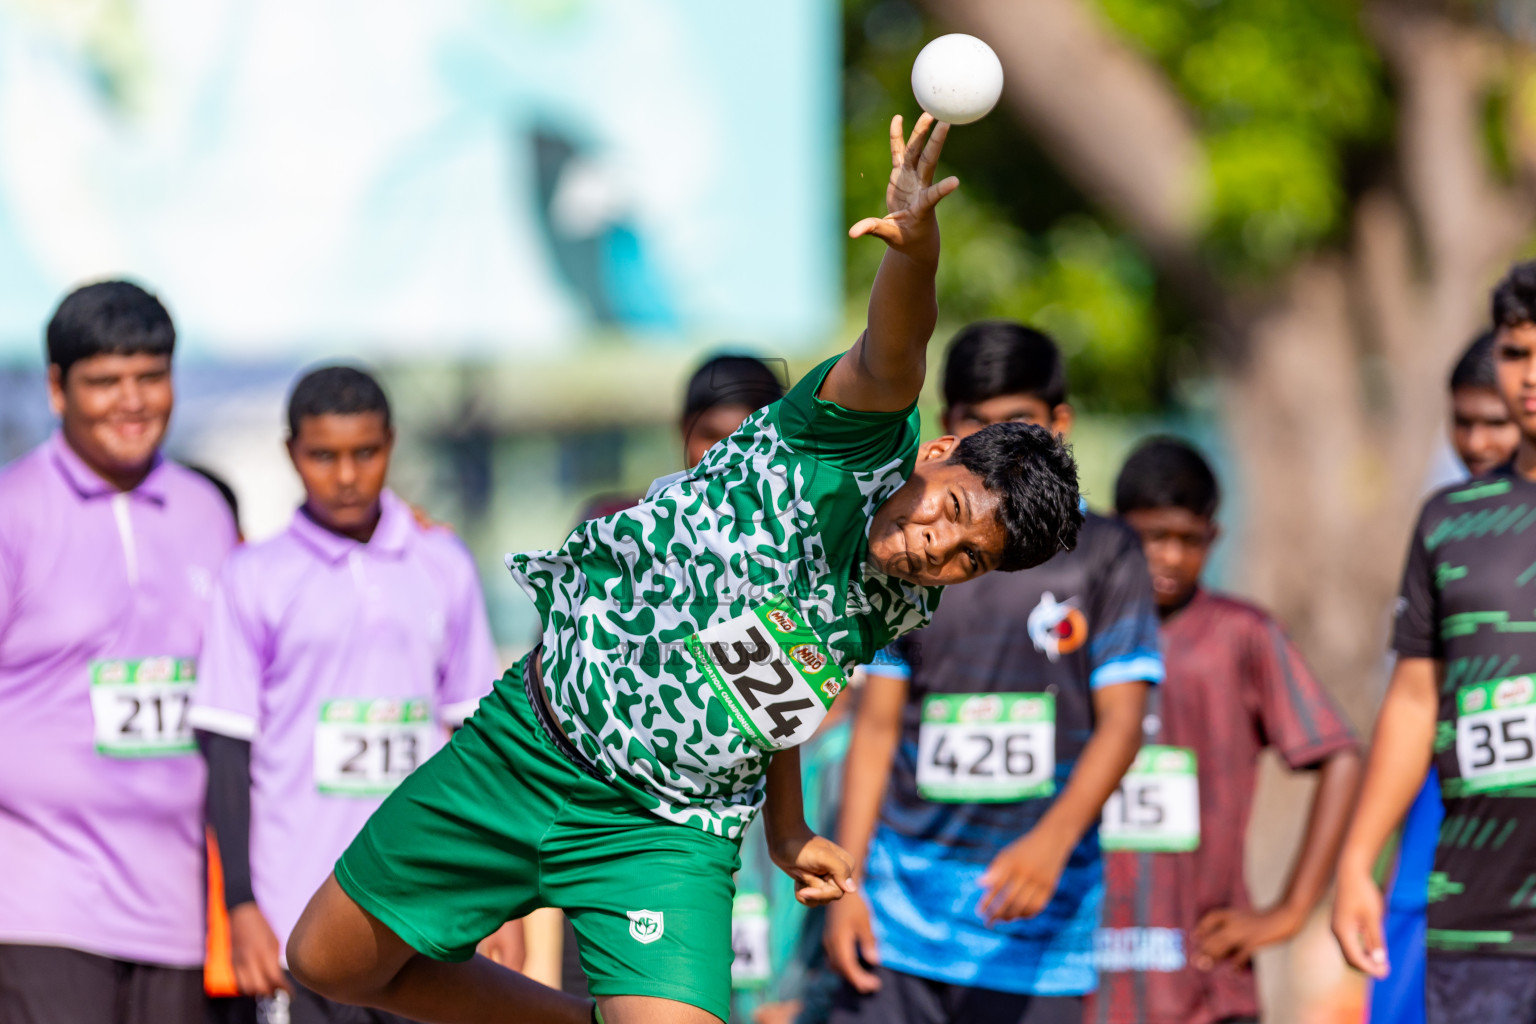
[290,487,413,563]
[46,430,168,504]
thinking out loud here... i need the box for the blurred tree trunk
[925,0,1536,729]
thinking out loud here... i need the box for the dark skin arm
[824,672,908,994]
[1192,746,1363,969]
[978,681,1147,922]
[819,113,959,414]
[762,746,857,906]
[1332,657,1438,979]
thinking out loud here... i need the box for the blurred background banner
[0,0,840,359]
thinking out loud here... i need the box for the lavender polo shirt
[188,489,500,954]
[0,432,238,966]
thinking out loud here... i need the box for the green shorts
[335,656,742,1021]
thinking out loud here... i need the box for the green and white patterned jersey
[506,357,942,838]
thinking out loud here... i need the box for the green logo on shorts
[627,909,665,944]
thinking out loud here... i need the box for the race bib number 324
[916,692,1055,802]
[314,698,436,796]
[689,596,847,751]
[89,657,196,758]
[1454,676,1536,795]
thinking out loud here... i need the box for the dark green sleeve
[770,355,922,473]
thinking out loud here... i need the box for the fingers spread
[918,177,960,214]
[888,115,905,167]
[848,216,891,240]
[915,121,950,182]
[902,112,937,170]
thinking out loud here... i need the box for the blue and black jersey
[863,511,1164,996]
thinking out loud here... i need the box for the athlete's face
[1495,323,1536,451]
[683,403,757,468]
[48,352,173,490]
[1121,506,1215,614]
[942,394,1072,441]
[1451,385,1519,476]
[868,436,1007,586]
[288,412,393,541]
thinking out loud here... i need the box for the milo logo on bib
[89,657,197,758]
[688,595,847,751]
[1451,675,1536,796]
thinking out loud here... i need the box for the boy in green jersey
[287,114,1085,1024]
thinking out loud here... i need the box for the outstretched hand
[849,113,959,256]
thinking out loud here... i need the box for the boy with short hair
[1088,438,1361,1024]
[190,366,503,1023]
[0,281,238,1023]
[1335,260,1536,1024]
[286,114,1085,1024]
[826,321,1159,1024]
[1449,331,1521,479]
[1368,329,1522,1024]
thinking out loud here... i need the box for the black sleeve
[197,729,255,909]
[1391,500,1440,660]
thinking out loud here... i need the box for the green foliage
[1096,0,1391,273]
[844,0,1169,410]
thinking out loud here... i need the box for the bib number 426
[915,693,1055,802]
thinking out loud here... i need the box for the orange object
[205,828,240,997]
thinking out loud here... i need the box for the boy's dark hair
[287,366,391,438]
[1114,437,1220,519]
[1492,260,1536,329]
[46,280,175,380]
[1449,330,1499,392]
[951,422,1082,571]
[942,321,1068,410]
[682,354,784,421]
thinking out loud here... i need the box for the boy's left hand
[770,829,857,907]
[977,826,1073,924]
[1192,904,1305,969]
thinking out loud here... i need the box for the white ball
[911,34,1004,126]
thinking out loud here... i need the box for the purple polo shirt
[189,489,500,954]
[0,432,237,966]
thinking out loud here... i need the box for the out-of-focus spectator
[1335,260,1536,1023]
[1089,438,1361,1024]
[0,281,238,1023]
[189,366,506,1023]
[1369,330,1522,1024]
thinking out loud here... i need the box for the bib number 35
[1454,676,1536,795]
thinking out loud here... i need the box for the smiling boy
[0,281,238,1023]
[285,114,1083,1024]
